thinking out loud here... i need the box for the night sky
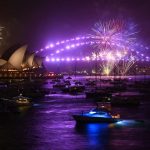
[0,0,150,52]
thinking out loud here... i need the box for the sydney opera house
[0,45,47,78]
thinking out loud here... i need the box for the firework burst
[115,54,136,76]
[89,19,138,75]
[90,19,137,50]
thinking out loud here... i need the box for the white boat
[73,107,120,123]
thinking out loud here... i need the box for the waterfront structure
[0,45,46,78]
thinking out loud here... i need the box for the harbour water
[0,76,150,150]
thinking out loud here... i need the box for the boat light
[89,111,96,114]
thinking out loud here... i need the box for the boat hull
[73,115,118,123]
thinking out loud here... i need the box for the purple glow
[56,58,60,61]
[71,44,75,48]
[44,55,150,62]
[45,57,50,62]
[140,45,143,47]
[56,42,60,45]
[45,46,49,49]
[61,41,65,44]
[66,58,70,61]
[50,44,54,48]
[90,41,94,44]
[146,47,149,50]
[76,37,80,40]
[66,46,70,49]
[51,58,55,62]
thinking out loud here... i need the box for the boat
[66,76,72,80]
[53,83,66,89]
[0,94,32,107]
[12,93,32,106]
[0,93,32,114]
[62,85,85,94]
[73,107,120,123]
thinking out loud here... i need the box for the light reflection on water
[45,93,85,99]
[76,123,109,149]
[0,77,150,150]
[74,120,146,150]
[114,120,145,127]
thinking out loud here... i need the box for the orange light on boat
[112,114,120,119]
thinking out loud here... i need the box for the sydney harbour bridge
[35,20,150,76]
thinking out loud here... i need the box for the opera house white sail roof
[8,45,27,69]
[0,45,43,70]
[27,53,35,67]
[0,59,7,66]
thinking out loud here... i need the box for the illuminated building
[0,45,48,78]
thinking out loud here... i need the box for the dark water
[0,80,150,150]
